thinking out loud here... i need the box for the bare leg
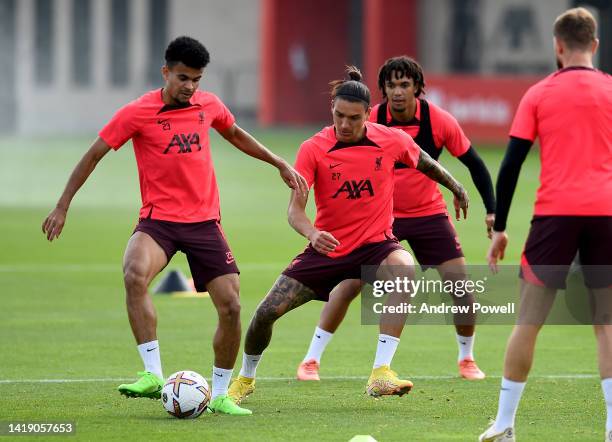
[437,257,475,337]
[318,279,362,332]
[503,281,556,381]
[122,232,168,344]
[592,288,612,378]
[206,273,241,369]
[245,275,316,355]
[377,249,416,338]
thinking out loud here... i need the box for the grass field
[0,131,604,441]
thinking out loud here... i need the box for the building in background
[0,0,610,143]
[0,0,258,135]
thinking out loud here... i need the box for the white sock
[602,378,612,431]
[239,353,262,379]
[494,377,526,431]
[457,333,475,362]
[211,366,233,400]
[303,326,333,363]
[373,334,400,368]
[137,340,163,380]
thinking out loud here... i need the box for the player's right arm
[287,189,339,255]
[288,140,339,255]
[487,85,538,272]
[42,137,111,241]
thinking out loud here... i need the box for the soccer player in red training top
[41,36,307,416]
[296,56,496,382]
[227,66,469,405]
[480,8,612,441]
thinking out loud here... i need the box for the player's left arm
[217,123,308,196]
[415,150,469,220]
[457,147,496,237]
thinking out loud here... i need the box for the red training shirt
[370,100,470,218]
[510,67,612,216]
[99,89,235,223]
[295,121,421,257]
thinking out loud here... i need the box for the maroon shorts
[282,239,404,301]
[521,216,612,289]
[133,218,239,292]
[392,214,464,269]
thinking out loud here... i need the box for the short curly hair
[164,36,210,69]
[378,56,425,98]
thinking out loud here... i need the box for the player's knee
[253,302,278,326]
[217,297,241,322]
[123,265,148,294]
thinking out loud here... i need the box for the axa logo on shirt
[163,133,202,154]
[332,179,375,199]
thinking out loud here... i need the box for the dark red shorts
[282,239,404,301]
[392,214,464,269]
[133,218,239,292]
[521,216,612,289]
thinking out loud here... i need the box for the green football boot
[208,394,252,415]
[117,371,164,399]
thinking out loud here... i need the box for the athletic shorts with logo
[282,239,404,301]
[133,218,239,292]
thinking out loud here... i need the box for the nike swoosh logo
[146,347,158,352]
[460,341,467,345]
[214,373,223,377]
[379,339,386,343]
[329,163,342,169]
[316,335,321,339]
[500,388,510,391]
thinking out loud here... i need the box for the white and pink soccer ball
[161,371,211,419]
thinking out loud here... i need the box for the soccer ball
[161,371,211,419]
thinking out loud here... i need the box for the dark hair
[554,7,597,51]
[377,56,425,98]
[329,66,370,107]
[164,36,210,69]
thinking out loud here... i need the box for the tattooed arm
[415,150,469,220]
[245,275,316,355]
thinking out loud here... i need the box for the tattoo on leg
[245,275,315,355]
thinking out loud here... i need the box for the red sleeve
[509,85,539,142]
[393,128,421,168]
[211,95,236,131]
[431,106,471,157]
[98,102,141,150]
[294,141,318,188]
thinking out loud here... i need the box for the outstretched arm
[287,189,339,255]
[457,146,496,237]
[218,124,308,195]
[415,150,469,220]
[42,137,111,241]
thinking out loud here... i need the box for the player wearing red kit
[480,8,612,441]
[228,67,469,407]
[41,36,307,416]
[297,57,495,382]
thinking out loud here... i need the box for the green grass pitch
[0,130,604,441]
